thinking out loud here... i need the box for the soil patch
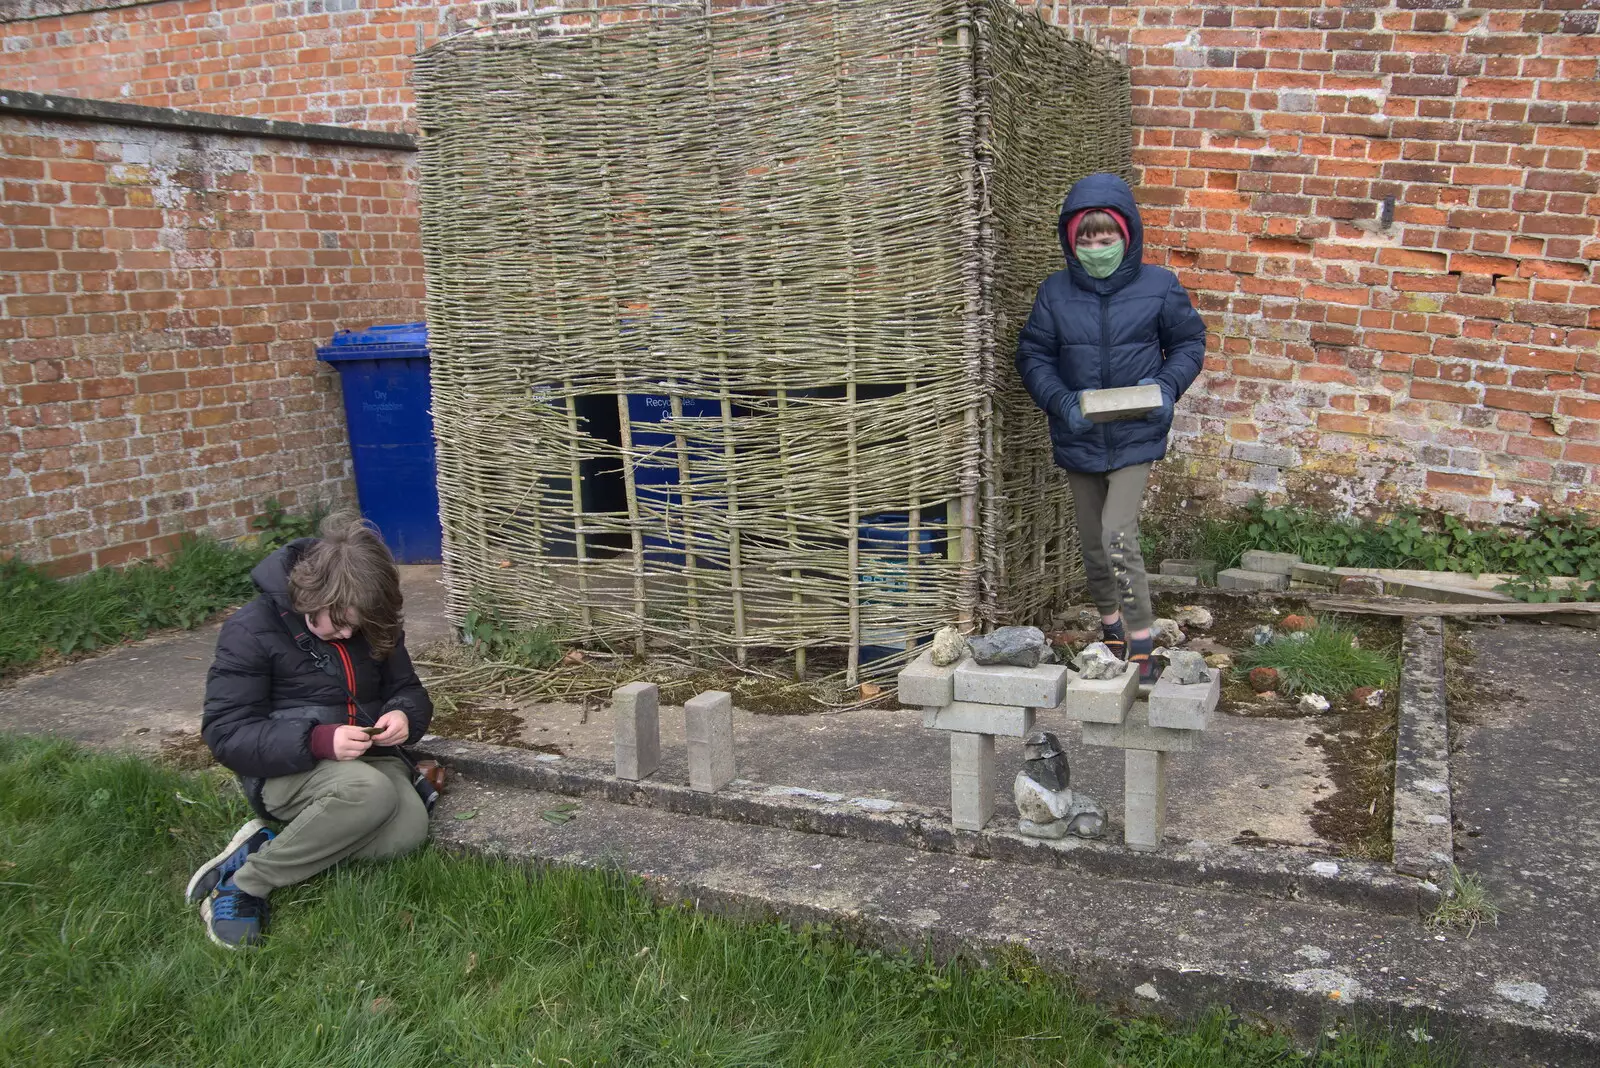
[157,729,216,770]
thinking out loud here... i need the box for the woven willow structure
[416,0,1131,680]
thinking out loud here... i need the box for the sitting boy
[190,512,434,948]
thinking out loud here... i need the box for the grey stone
[967,625,1051,668]
[612,681,661,782]
[1014,770,1073,822]
[1147,668,1221,731]
[1124,748,1168,852]
[1020,729,1068,791]
[1017,816,1071,839]
[1240,550,1301,575]
[953,659,1069,709]
[1059,664,1138,724]
[930,625,968,667]
[1162,650,1211,686]
[1081,701,1201,753]
[1250,624,1275,646]
[1160,559,1218,584]
[949,732,995,831]
[1072,641,1123,680]
[923,701,1035,738]
[1172,605,1214,629]
[897,650,956,707]
[1151,618,1185,647]
[1079,382,1164,423]
[1218,567,1290,592]
[685,690,736,792]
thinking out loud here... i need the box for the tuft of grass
[1426,865,1498,936]
[0,734,1457,1068]
[1234,621,1397,698]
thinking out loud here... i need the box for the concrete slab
[1218,568,1290,592]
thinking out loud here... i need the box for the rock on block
[1217,567,1289,592]
[949,731,995,831]
[684,690,736,793]
[897,650,957,707]
[612,681,661,781]
[953,660,1069,709]
[1081,701,1200,752]
[1240,549,1301,575]
[1079,383,1164,423]
[1057,664,1138,724]
[1147,668,1221,731]
[923,701,1035,738]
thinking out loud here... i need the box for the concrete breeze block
[1290,562,1339,587]
[1057,664,1138,724]
[1217,567,1289,592]
[1080,701,1200,752]
[952,660,1069,709]
[1079,383,1164,423]
[684,690,736,792]
[1160,558,1218,584]
[1146,668,1221,731]
[923,701,1035,738]
[1123,749,1168,852]
[612,681,661,781]
[897,650,957,707]
[1240,549,1301,575]
[949,731,995,831]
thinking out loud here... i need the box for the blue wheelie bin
[315,323,443,563]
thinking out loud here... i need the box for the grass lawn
[0,735,1454,1067]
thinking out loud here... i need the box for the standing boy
[190,513,434,948]
[1015,172,1207,682]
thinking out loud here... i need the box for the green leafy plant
[462,606,563,668]
[1233,621,1397,698]
[250,496,329,551]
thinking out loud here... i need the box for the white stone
[1298,693,1331,714]
[1151,618,1185,647]
[1147,668,1220,731]
[685,690,735,792]
[1310,861,1340,876]
[1494,981,1548,1009]
[1073,641,1123,680]
[1173,605,1214,629]
[949,732,995,831]
[1058,664,1138,724]
[1013,771,1074,822]
[897,650,957,707]
[923,701,1034,738]
[930,624,968,666]
[1133,983,1162,1001]
[612,682,660,781]
[953,659,1069,709]
[1363,688,1386,709]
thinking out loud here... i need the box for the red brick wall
[0,115,423,573]
[4,0,1600,531]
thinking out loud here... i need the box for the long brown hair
[287,512,403,660]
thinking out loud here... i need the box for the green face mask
[1077,240,1124,279]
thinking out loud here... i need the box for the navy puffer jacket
[201,540,433,820]
[1015,173,1207,474]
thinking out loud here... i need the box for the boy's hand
[1061,398,1094,434]
[1138,378,1174,424]
[330,725,375,761]
[371,709,410,746]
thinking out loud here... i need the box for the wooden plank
[1309,597,1600,618]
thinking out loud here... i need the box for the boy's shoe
[202,878,270,949]
[1132,654,1163,685]
[186,819,274,905]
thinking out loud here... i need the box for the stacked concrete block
[685,690,737,792]
[902,650,1068,831]
[612,681,661,781]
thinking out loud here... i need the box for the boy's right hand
[1063,400,1094,435]
[330,725,375,761]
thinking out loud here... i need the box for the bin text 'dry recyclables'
[315,323,443,564]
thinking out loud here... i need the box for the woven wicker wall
[416,1,1130,679]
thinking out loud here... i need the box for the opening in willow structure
[416,0,1132,681]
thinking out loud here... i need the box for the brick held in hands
[1078,383,1164,423]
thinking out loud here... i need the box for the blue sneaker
[202,877,270,949]
[186,819,274,905]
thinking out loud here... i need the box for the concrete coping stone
[412,735,1439,917]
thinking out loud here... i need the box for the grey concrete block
[1079,383,1164,423]
[1147,668,1220,731]
[1290,562,1339,587]
[685,690,735,793]
[612,681,661,781]
[1160,559,1218,584]
[953,660,1069,709]
[897,650,957,708]
[1080,701,1200,752]
[1124,749,1168,852]
[1382,578,1516,605]
[1058,665,1138,724]
[1240,550,1301,575]
[1148,574,1200,590]
[923,701,1035,738]
[1217,567,1289,592]
[949,731,995,831]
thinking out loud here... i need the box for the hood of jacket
[249,539,317,617]
[1057,172,1144,295]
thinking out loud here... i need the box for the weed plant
[1234,622,1397,698]
[0,735,1456,1067]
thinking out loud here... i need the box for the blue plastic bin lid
[317,322,429,362]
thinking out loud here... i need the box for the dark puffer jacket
[201,539,433,820]
[1015,172,1208,474]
